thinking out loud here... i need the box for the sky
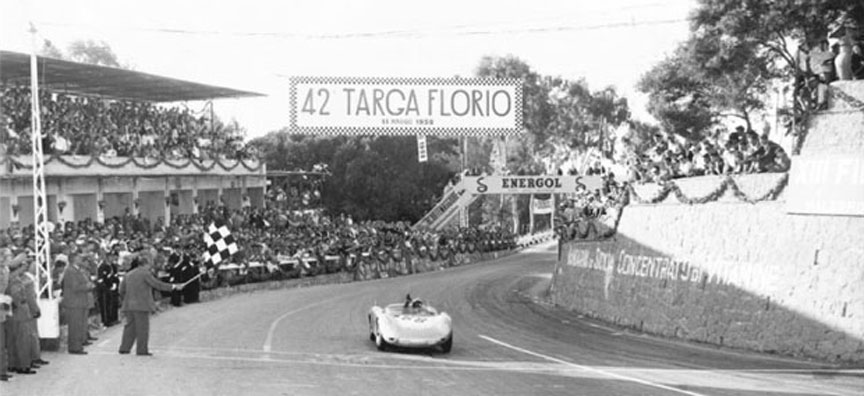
[1,0,695,140]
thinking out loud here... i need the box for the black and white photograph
[0,0,863,395]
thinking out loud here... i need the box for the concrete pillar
[56,180,73,226]
[217,177,224,207]
[192,178,199,215]
[163,178,171,228]
[132,178,140,216]
[96,178,105,224]
[241,177,250,209]
[11,194,21,227]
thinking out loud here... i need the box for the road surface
[5,242,862,395]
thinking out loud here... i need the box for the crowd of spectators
[0,200,514,293]
[0,195,516,379]
[795,38,864,111]
[620,127,791,184]
[0,86,257,161]
[266,173,326,211]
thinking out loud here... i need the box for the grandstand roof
[0,50,264,102]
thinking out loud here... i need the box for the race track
[6,242,863,396]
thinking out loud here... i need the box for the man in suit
[166,248,185,307]
[7,260,37,374]
[23,261,49,368]
[180,251,201,304]
[0,246,26,381]
[96,253,120,326]
[60,254,92,355]
[118,251,183,356]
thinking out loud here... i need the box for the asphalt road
[5,242,862,396]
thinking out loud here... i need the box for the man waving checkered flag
[203,221,239,266]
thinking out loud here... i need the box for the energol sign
[290,77,523,136]
[463,175,605,195]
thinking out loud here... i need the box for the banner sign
[532,195,554,214]
[417,135,428,162]
[464,175,604,195]
[289,77,523,136]
[786,155,864,216]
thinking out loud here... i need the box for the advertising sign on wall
[463,175,604,195]
[290,77,523,136]
[786,155,864,216]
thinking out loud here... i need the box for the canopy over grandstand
[0,50,263,102]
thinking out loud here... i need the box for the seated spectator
[755,135,791,172]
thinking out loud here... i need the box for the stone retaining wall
[552,180,864,364]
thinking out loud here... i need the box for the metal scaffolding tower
[29,22,53,302]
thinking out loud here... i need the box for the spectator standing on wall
[756,135,791,172]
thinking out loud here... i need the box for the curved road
[6,242,862,395]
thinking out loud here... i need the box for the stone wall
[552,80,864,364]
[552,176,864,364]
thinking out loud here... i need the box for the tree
[39,39,127,69]
[638,47,715,141]
[249,132,459,222]
[67,40,123,68]
[689,0,854,73]
[640,1,859,140]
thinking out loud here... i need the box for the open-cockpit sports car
[368,296,453,353]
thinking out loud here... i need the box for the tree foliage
[249,133,458,222]
[639,0,858,139]
[40,39,126,69]
[253,55,631,225]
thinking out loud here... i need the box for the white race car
[368,297,453,353]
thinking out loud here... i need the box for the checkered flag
[203,222,239,266]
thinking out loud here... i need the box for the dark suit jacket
[60,265,92,309]
[120,266,173,313]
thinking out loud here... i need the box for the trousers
[119,311,151,355]
[65,307,88,353]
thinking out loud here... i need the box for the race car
[368,296,453,353]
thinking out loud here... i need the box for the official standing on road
[60,254,93,355]
[180,252,200,304]
[0,247,27,381]
[167,249,185,307]
[7,258,37,373]
[23,262,49,368]
[118,252,183,356]
[96,254,120,326]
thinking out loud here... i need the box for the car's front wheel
[375,331,388,351]
[440,335,453,353]
[374,319,388,351]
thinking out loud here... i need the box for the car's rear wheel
[440,335,453,353]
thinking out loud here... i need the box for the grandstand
[0,50,265,229]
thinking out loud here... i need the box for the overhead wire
[33,17,689,41]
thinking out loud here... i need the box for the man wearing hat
[0,246,28,381]
[118,250,184,356]
[60,254,94,354]
[22,260,49,368]
[6,253,38,374]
